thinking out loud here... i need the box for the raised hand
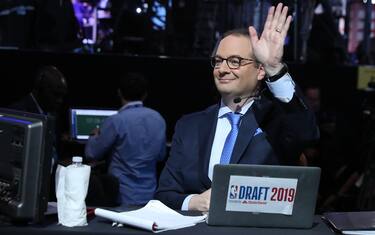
[248,3,292,76]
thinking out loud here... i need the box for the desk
[0,215,334,235]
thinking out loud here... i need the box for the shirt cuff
[181,194,196,211]
[265,73,295,103]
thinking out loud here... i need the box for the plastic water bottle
[72,156,83,167]
[62,156,91,227]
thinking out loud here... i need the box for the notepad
[322,211,375,234]
[95,200,207,233]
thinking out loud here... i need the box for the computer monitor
[0,108,53,223]
[70,108,118,141]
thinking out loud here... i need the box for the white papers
[45,202,58,215]
[95,200,207,233]
[322,211,375,234]
[343,231,375,235]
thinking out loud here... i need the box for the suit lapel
[198,105,218,188]
[195,97,273,185]
[230,106,258,164]
[230,96,274,164]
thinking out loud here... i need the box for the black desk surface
[0,215,334,235]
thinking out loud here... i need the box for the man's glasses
[210,56,254,69]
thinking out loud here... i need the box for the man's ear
[117,89,123,99]
[257,64,266,81]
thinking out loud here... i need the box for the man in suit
[155,3,319,211]
[9,65,68,116]
[9,65,67,158]
[8,65,67,201]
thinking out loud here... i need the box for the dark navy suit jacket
[8,93,43,114]
[155,87,319,209]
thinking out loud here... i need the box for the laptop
[207,164,321,228]
[69,108,118,141]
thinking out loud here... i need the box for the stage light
[362,0,375,4]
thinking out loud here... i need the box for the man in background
[9,65,68,165]
[9,65,68,116]
[8,65,68,201]
[85,72,167,207]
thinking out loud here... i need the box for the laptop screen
[70,108,118,140]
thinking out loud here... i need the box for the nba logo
[229,185,238,199]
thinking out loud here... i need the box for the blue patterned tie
[220,112,242,164]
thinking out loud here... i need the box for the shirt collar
[218,99,254,118]
[119,101,143,111]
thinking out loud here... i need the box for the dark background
[0,49,359,140]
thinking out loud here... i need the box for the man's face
[39,77,67,114]
[213,35,264,102]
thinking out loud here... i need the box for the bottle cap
[72,156,83,163]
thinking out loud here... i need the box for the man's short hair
[119,72,148,101]
[222,28,249,39]
[211,28,260,66]
[211,28,250,57]
[34,65,66,91]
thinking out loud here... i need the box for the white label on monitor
[225,175,298,215]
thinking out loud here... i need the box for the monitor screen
[0,108,53,223]
[70,108,118,140]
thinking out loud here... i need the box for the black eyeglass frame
[210,56,255,69]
